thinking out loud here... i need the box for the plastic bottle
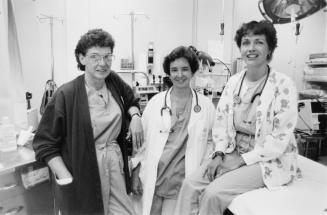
[0,117,17,152]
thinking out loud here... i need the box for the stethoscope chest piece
[233,95,241,105]
[194,105,201,113]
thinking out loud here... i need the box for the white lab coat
[132,88,215,215]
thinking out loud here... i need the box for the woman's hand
[127,115,144,149]
[203,156,223,181]
[131,165,143,195]
[216,155,246,177]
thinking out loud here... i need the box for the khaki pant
[174,159,264,215]
[150,194,177,215]
[97,143,135,215]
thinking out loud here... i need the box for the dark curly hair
[234,20,277,61]
[74,29,115,71]
[163,46,199,75]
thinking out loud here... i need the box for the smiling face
[79,46,113,82]
[240,33,270,68]
[169,57,193,89]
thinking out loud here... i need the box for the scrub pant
[174,159,264,215]
[150,194,177,215]
[96,142,135,215]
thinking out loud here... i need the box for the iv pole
[37,14,63,80]
[37,14,63,114]
[114,11,149,69]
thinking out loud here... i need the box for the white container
[0,117,17,152]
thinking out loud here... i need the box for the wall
[9,0,327,112]
[12,0,66,111]
[65,0,194,81]
[195,0,326,90]
[196,0,235,64]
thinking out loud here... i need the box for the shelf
[306,61,327,67]
[303,75,327,82]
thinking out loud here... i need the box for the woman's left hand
[217,154,246,177]
[127,116,144,149]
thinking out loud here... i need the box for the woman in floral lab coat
[174,20,301,215]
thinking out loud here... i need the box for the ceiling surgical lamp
[258,0,326,24]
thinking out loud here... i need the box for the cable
[297,112,314,135]
[214,57,231,81]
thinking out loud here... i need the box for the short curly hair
[163,46,199,75]
[234,20,277,61]
[74,29,115,71]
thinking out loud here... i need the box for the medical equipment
[258,0,326,24]
[159,89,201,133]
[114,11,150,69]
[135,85,158,113]
[297,99,327,131]
[37,14,63,115]
[147,42,154,74]
[160,88,201,117]
[233,66,270,105]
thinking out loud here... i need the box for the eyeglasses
[87,53,115,63]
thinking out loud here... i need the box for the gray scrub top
[155,97,192,199]
[85,83,122,214]
[233,75,266,154]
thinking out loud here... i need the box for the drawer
[0,180,53,215]
[0,195,26,215]
[0,170,25,201]
[0,164,50,202]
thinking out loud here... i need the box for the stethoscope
[233,65,270,105]
[161,88,201,116]
[160,88,201,133]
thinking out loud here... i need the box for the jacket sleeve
[130,93,153,168]
[242,77,298,165]
[33,90,66,163]
[110,72,140,115]
[212,79,235,153]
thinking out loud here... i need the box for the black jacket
[33,72,139,215]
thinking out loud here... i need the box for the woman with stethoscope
[174,20,300,215]
[130,46,216,215]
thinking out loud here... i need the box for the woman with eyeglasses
[174,20,301,215]
[130,46,215,215]
[33,29,143,215]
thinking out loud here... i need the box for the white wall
[12,0,66,111]
[196,0,326,90]
[10,0,327,112]
[65,0,194,81]
[233,0,326,90]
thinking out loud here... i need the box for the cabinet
[0,147,53,215]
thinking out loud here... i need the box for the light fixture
[258,0,327,24]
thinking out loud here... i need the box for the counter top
[0,145,36,173]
